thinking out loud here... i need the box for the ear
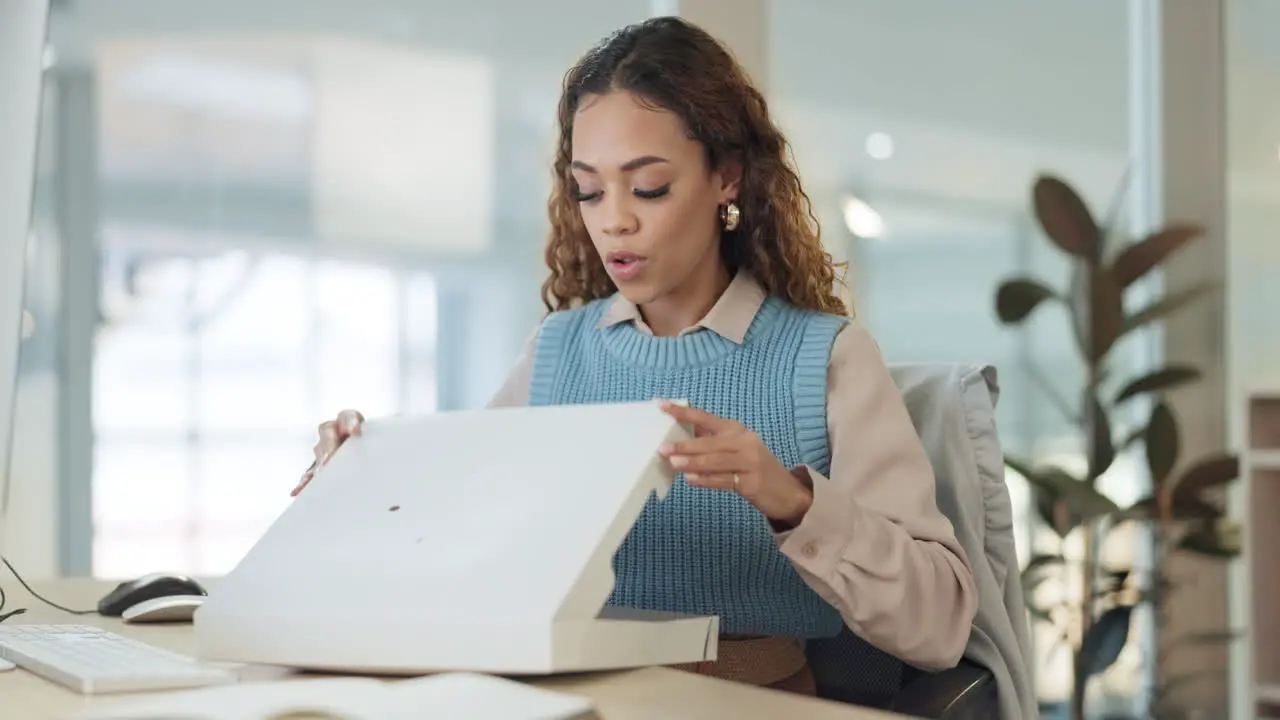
[713,158,743,203]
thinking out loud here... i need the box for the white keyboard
[0,624,238,694]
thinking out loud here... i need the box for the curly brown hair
[541,16,849,316]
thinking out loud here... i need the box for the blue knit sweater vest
[528,295,847,639]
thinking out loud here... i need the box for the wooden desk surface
[1,577,905,720]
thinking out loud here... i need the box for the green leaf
[1113,365,1203,404]
[1103,567,1130,590]
[1007,456,1119,535]
[1004,455,1068,500]
[1110,224,1203,287]
[1052,479,1119,536]
[1171,454,1240,506]
[1121,495,1222,522]
[995,278,1058,324]
[1033,175,1102,261]
[1021,554,1063,594]
[1094,567,1131,599]
[1121,282,1217,336]
[1057,477,1121,519]
[1178,520,1241,558]
[1087,394,1115,481]
[1145,401,1180,487]
[1023,571,1052,595]
[1034,494,1071,538]
[1077,604,1133,677]
[1068,264,1125,363]
[1024,553,1066,573]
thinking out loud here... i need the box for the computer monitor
[0,0,51,556]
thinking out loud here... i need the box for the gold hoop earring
[720,202,741,232]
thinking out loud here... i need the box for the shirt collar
[595,270,767,344]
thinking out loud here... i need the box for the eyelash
[573,184,671,203]
[635,185,670,200]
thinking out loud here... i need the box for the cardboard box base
[195,609,719,676]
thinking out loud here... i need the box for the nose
[600,193,638,237]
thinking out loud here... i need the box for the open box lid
[197,400,695,632]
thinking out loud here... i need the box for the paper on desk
[71,673,596,720]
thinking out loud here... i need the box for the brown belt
[670,635,810,688]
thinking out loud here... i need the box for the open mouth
[606,252,647,280]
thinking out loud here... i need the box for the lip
[605,251,648,282]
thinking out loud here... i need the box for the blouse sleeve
[485,323,540,409]
[772,321,978,671]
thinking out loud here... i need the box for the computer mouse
[97,572,208,617]
[121,594,205,624]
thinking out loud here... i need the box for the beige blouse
[487,272,978,672]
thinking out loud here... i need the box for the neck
[639,259,733,337]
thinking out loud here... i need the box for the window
[92,236,437,576]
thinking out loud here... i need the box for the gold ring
[732,473,741,492]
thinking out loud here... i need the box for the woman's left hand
[657,400,813,527]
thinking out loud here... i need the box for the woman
[295,16,977,696]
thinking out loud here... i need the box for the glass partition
[767,0,1135,708]
[14,0,653,578]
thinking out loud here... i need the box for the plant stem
[1073,304,1104,720]
[1148,496,1173,713]
[1072,525,1095,720]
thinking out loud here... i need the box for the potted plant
[994,174,1240,720]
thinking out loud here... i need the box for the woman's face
[570,90,739,306]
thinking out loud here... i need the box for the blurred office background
[5,0,1277,716]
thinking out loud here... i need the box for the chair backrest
[889,363,1014,608]
[808,363,1033,715]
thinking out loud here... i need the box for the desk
[1,578,905,720]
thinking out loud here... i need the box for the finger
[336,409,364,437]
[319,420,339,446]
[684,472,738,492]
[668,451,740,475]
[658,401,736,434]
[686,471,755,497]
[290,470,314,497]
[658,434,738,458]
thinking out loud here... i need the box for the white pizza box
[193,400,719,675]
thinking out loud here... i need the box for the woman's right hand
[291,409,365,496]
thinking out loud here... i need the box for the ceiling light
[865,132,894,160]
[841,196,884,239]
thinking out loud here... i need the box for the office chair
[806,628,998,719]
[805,364,1035,720]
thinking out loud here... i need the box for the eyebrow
[571,155,669,173]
